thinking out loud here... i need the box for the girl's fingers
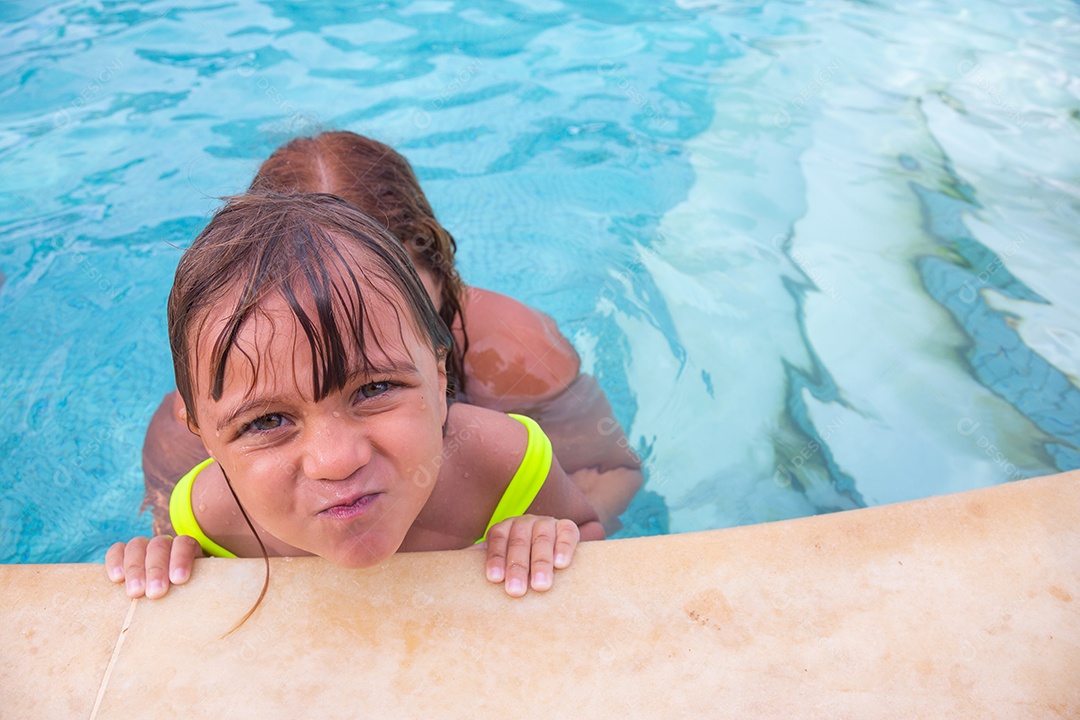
[169,535,201,585]
[122,538,150,598]
[528,517,558,592]
[485,524,509,584]
[143,536,174,599]
[105,542,127,583]
[106,536,200,599]
[553,519,580,569]
[502,519,535,597]
[484,517,580,597]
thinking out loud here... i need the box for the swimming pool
[1,0,1078,564]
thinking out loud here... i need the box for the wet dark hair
[169,192,454,430]
[249,131,469,393]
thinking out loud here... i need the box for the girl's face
[190,275,448,568]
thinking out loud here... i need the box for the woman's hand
[105,535,203,599]
[482,515,581,597]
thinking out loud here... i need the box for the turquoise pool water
[1,0,1078,563]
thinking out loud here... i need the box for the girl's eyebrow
[354,359,419,378]
[216,359,421,432]
[219,397,276,433]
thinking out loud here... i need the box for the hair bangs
[171,193,455,430]
[206,224,392,406]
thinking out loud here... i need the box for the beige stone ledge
[2,471,1077,718]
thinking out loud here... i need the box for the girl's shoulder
[439,402,601,536]
[188,460,303,558]
[442,402,530,484]
[406,403,531,547]
[459,287,581,409]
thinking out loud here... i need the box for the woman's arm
[518,373,644,534]
[141,391,211,537]
[460,289,644,532]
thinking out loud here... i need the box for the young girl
[142,132,642,536]
[109,193,603,600]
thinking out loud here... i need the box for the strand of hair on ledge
[219,468,270,638]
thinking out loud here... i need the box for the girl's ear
[175,395,202,438]
[171,391,187,423]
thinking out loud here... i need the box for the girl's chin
[326,534,402,569]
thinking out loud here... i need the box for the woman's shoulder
[460,287,581,409]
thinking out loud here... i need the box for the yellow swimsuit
[169,413,553,558]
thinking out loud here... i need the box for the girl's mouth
[319,493,381,520]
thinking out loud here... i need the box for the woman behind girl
[143,132,642,535]
[111,193,602,599]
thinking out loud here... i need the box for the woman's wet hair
[249,131,469,392]
[168,192,454,431]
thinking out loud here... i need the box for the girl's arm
[105,462,291,598]
[106,457,228,598]
[482,427,606,597]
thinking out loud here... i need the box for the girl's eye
[244,414,286,434]
[358,381,394,399]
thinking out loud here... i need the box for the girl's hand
[482,515,580,597]
[104,536,203,599]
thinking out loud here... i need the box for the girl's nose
[300,415,371,481]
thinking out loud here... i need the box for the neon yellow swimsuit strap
[476,413,553,544]
[169,458,238,559]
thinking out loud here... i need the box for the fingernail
[554,553,568,567]
[126,579,143,596]
[533,572,550,590]
[171,567,188,583]
[487,566,504,582]
[108,567,122,582]
[148,579,164,597]
[507,578,525,596]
